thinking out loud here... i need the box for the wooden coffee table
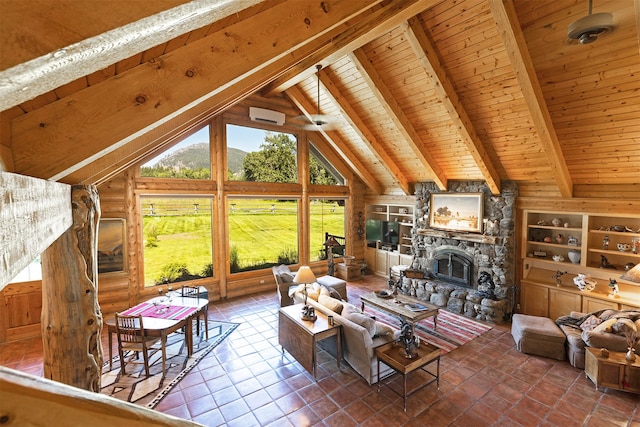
[278,304,342,379]
[376,340,440,411]
[360,291,439,330]
[585,347,640,393]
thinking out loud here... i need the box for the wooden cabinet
[366,200,415,256]
[585,348,640,394]
[522,210,640,274]
[521,280,549,317]
[520,210,640,319]
[549,288,581,320]
[583,296,619,313]
[366,247,411,277]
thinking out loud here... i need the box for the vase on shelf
[626,347,636,362]
[568,250,581,264]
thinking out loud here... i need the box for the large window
[310,199,345,262]
[140,126,211,179]
[310,142,344,185]
[227,124,298,183]
[141,196,213,286]
[228,198,299,272]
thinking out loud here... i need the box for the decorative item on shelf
[294,266,318,322]
[324,236,341,276]
[625,262,636,271]
[564,222,570,228]
[544,236,552,243]
[617,243,631,252]
[573,273,597,292]
[568,249,581,264]
[567,236,578,246]
[608,278,619,297]
[552,255,565,262]
[600,255,615,269]
[620,262,640,283]
[398,207,408,214]
[633,237,640,254]
[552,218,562,227]
[552,270,567,286]
[624,330,639,362]
[537,220,547,226]
[602,235,610,250]
[555,234,564,244]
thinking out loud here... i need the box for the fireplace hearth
[398,180,518,323]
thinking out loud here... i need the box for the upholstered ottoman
[511,314,566,361]
[317,275,348,301]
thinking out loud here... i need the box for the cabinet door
[582,296,618,313]
[625,365,640,393]
[598,362,625,390]
[522,282,549,317]
[549,289,582,320]
[388,252,400,270]
[365,248,376,274]
[375,250,388,275]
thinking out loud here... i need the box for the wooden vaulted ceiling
[1,0,638,198]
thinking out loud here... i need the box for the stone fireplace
[398,180,518,323]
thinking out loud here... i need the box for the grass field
[142,198,344,285]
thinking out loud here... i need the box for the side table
[278,304,342,379]
[585,347,640,393]
[376,340,440,411]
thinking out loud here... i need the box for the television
[365,219,382,243]
[366,219,399,246]
[382,221,399,245]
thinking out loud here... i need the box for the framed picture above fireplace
[429,193,483,233]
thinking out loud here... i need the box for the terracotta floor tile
[2,277,638,426]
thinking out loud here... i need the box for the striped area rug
[350,288,492,353]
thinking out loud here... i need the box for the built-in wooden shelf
[416,228,500,244]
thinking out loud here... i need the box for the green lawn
[142,198,344,285]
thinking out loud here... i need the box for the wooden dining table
[105,295,209,369]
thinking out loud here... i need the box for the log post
[41,185,103,391]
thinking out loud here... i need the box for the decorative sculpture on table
[398,320,420,359]
[324,236,341,276]
[600,255,614,269]
[551,270,567,286]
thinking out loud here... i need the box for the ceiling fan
[290,65,340,131]
[567,0,613,45]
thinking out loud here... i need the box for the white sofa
[291,284,398,384]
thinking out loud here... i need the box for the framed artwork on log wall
[98,218,126,274]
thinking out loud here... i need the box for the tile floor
[1,276,638,426]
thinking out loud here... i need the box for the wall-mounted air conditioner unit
[249,107,285,126]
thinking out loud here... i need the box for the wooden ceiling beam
[262,0,440,97]
[0,172,71,290]
[489,0,573,198]
[285,85,384,195]
[404,18,502,195]
[349,48,447,192]
[318,69,411,195]
[0,1,266,112]
[10,0,383,182]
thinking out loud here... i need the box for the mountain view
[145,143,247,176]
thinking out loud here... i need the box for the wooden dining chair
[114,313,166,377]
[181,286,209,340]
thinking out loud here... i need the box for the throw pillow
[611,318,637,335]
[318,294,343,314]
[592,317,617,333]
[280,271,295,283]
[342,304,376,337]
[580,315,603,331]
[374,321,394,337]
